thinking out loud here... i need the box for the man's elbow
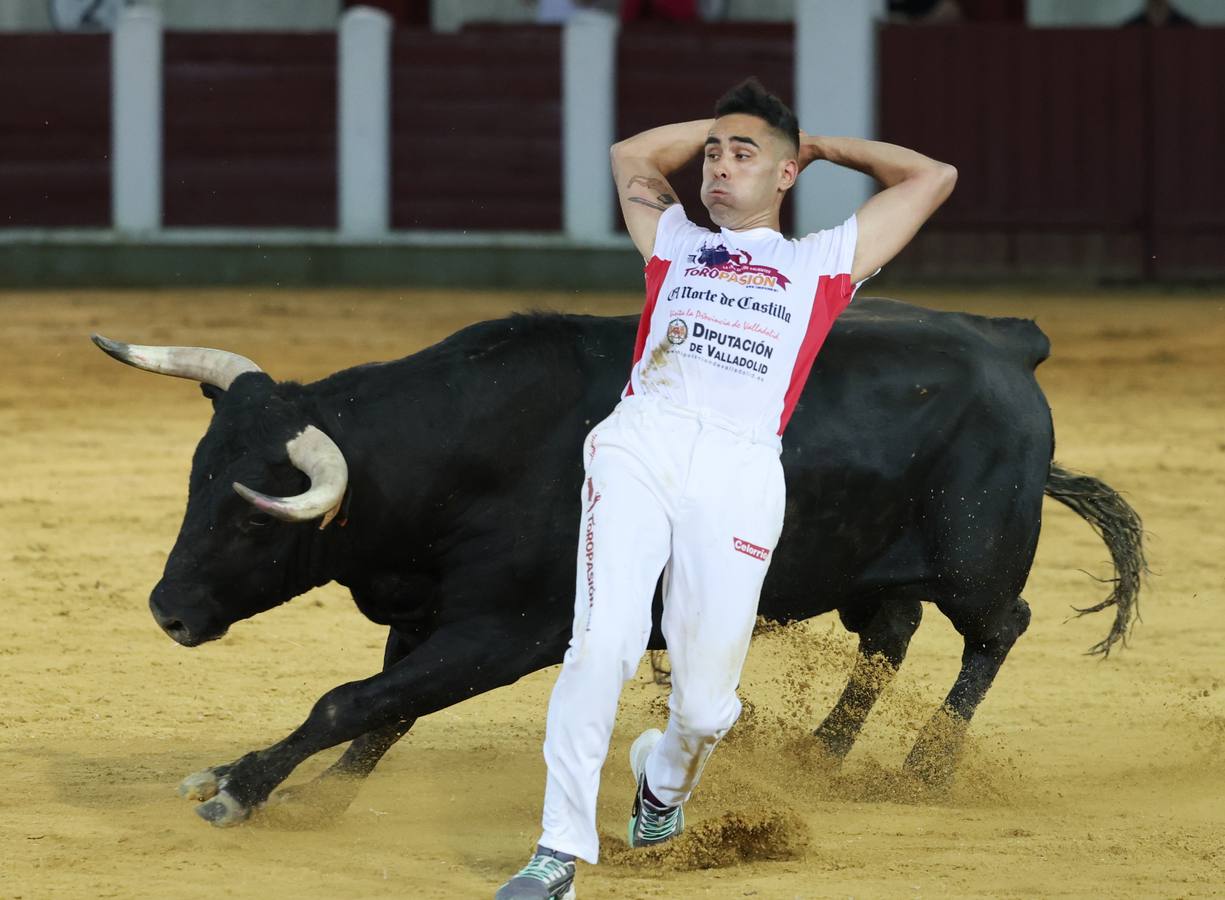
[610,140,638,175]
[610,139,639,164]
[931,162,957,199]
[906,161,956,208]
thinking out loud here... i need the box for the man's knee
[564,626,651,680]
[670,692,742,741]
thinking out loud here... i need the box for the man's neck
[721,210,781,233]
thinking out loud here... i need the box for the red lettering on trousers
[584,478,601,629]
[733,536,769,561]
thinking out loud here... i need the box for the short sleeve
[650,204,709,263]
[804,214,859,277]
[803,214,877,303]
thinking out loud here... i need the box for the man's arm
[799,135,957,283]
[610,119,712,261]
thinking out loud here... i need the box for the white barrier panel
[111,5,162,234]
[794,0,883,235]
[338,5,392,237]
[563,8,619,243]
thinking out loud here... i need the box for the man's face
[700,113,798,228]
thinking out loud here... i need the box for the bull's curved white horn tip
[91,333,130,359]
[233,482,279,512]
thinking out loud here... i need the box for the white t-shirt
[623,204,865,437]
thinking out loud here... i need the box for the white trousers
[539,396,786,863]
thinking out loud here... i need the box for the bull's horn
[232,426,348,529]
[91,334,262,391]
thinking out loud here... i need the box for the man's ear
[778,156,799,192]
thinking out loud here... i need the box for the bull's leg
[262,629,419,819]
[179,628,419,818]
[241,719,419,827]
[314,627,419,781]
[189,623,541,827]
[178,719,418,819]
[813,596,923,760]
[904,594,1031,786]
[320,717,416,779]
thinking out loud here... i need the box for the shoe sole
[498,879,575,900]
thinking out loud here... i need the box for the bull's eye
[247,513,274,528]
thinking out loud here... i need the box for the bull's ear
[200,383,225,403]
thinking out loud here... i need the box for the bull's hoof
[178,768,223,802]
[179,765,254,826]
[195,789,252,827]
[904,708,967,788]
[811,723,855,764]
[901,749,955,783]
[902,742,958,788]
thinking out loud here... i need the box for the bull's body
[97,297,1143,826]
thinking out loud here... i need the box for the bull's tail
[1044,462,1148,657]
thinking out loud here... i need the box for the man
[496,78,956,900]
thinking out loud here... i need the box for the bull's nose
[160,616,196,645]
[149,596,197,645]
[149,587,223,646]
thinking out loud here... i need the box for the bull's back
[758,298,1054,620]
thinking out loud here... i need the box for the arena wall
[0,15,1221,286]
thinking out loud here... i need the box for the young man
[496,78,956,900]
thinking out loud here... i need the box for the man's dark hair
[714,78,800,153]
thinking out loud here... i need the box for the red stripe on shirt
[624,255,671,397]
[777,273,854,434]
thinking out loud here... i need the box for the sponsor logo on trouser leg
[732,536,770,561]
[583,477,602,629]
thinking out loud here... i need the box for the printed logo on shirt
[685,242,791,290]
[733,536,770,561]
[666,318,688,345]
[667,285,792,324]
[691,322,771,375]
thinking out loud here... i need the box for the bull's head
[92,335,348,646]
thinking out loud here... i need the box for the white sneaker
[494,846,576,900]
[627,728,684,848]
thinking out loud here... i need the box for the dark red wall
[390,25,562,230]
[878,23,1225,276]
[2,23,1222,278]
[881,25,1147,230]
[1150,29,1225,273]
[162,33,336,227]
[0,34,110,227]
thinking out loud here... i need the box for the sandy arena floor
[1,286,1222,899]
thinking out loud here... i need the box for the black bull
[93,298,1145,828]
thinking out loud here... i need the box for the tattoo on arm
[626,174,672,193]
[628,196,670,212]
[626,174,677,210]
